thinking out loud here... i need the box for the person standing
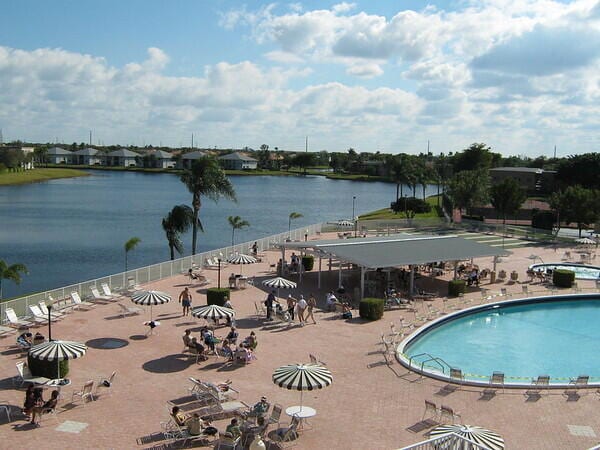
[265,291,275,321]
[306,293,317,324]
[178,287,192,317]
[286,295,296,321]
[296,295,307,326]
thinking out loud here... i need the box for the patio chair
[309,353,327,366]
[0,325,16,338]
[271,416,299,448]
[449,368,464,386]
[15,361,50,387]
[522,285,529,295]
[5,308,34,329]
[95,371,116,398]
[38,301,65,320]
[267,403,283,428]
[564,375,590,399]
[90,286,114,302]
[117,302,143,317]
[70,291,96,310]
[71,380,95,405]
[27,305,50,324]
[526,375,550,398]
[254,302,266,320]
[101,282,123,299]
[482,372,505,397]
[439,405,461,424]
[422,400,440,423]
[49,295,75,313]
[216,432,241,450]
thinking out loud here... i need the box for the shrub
[448,279,466,297]
[302,255,314,271]
[206,288,230,306]
[390,197,431,214]
[359,298,384,321]
[532,210,555,230]
[27,355,69,379]
[553,269,575,288]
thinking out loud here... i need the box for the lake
[0,170,438,298]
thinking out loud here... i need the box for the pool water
[530,263,600,280]
[403,298,600,384]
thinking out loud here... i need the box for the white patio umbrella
[575,237,596,246]
[191,304,235,321]
[29,340,87,380]
[227,253,257,275]
[131,290,171,321]
[262,276,297,299]
[272,363,332,413]
[430,424,504,450]
[336,219,354,227]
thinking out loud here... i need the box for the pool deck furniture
[482,372,505,397]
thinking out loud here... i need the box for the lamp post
[217,252,223,289]
[47,303,53,341]
[352,196,357,237]
[304,229,308,242]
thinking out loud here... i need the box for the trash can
[490,271,496,284]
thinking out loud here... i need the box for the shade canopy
[429,424,504,450]
[262,277,297,289]
[575,237,596,245]
[272,363,332,391]
[131,290,171,321]
[29,340,87,361]
[191,304,235,320]
[336,220,355,227]
[227,253,257,264]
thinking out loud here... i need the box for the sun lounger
[564,375,590,399]
[15,361,50,386]
[101,283,124,300]
[38,301,65,320]
[90,286,114,302]
[482,371,505,397]
[28,305,51,324]
[117,302,143,317]
[0,325,16,338]
[526,375,550,398]
[5,308,34,329]
[71,292,96,310]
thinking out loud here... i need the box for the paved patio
[0,233,599,449]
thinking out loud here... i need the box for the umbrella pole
[300,390,303,412]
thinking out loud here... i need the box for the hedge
[359,298,384,321]
[27,354,69,379]
[553,269,575,288]
[206,288,230,306]
[302,255,314,271]
[448,279,466,297]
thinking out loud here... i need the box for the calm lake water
[0,170,437,298]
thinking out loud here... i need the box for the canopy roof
[282,234,508,269]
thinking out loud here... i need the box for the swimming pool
[398,294,600,386]
[529,262,600,280]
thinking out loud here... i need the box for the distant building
[489,167,556,195]
[218,152,258,170]
[149,150,175,169]
[73,147,103,165]
[47,147,73,164]
[106,148,139,167]
[178,150,207,170]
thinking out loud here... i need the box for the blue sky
[0,0,598,155]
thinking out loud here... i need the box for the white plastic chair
[72,380,95,405]
[95,371,116,398]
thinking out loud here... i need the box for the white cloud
[346,63,383,78]
[264,50,305,64]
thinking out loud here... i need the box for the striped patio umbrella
[262,277,297,289]
[575,237,596,246]
[272,363,332,412]
[429,424,504,450]
[337,219,354,227]
[29,340,87,379]
[191,304,235,321]
[227,253,257,275]
[131,290,171,320]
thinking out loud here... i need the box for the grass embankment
[359,195,443,220]
[0,168,89,186]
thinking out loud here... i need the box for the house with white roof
[149,150,175,169]
[178,150,207,170]
[106,148,140,167]
[218,152,258,170]
[46,147,73,164]
[73,147,103,165]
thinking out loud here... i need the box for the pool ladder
[408,352,453,377]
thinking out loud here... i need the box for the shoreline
[0,167,90,186]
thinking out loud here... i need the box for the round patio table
[285,406,316,432]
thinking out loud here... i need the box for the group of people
[264,290,316,325]
[17,332,46,349]
[183,327,257,363]
[23,385,59,425]
[326,291,353,319]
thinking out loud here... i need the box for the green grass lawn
[0,168,89,186]
[359,195,443,220]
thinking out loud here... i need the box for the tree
[389,155,407,203]
[452,143,501,173]
[228,215,250,245]
[162,205,197,260]
[556,153,600,190]
[288,212,303,234]
[446,170,490,215]
[0,259,28,299]
[124,237,141,271]
[180,157,237,254]
[549,186,600,237]
[490,178,527,225]
[293,153,316,175]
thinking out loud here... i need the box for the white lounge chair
[117,302,143,317]
[70,292,96,310]
[38,301,65,320]
[72,380,96,405]
[0,325,16,338]
[48,295,75,313]
[5,308,34,329]
[28,305,50,324]
[15,361,50,386]
[96,371,116,398]
[90,286,114,302]
[101,283,123,300]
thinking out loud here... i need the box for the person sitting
[201,326,219,352]
[247,396,270,419]
[22,384,38,420]
[226,417,241,438]
[225,326,238,345]
[188,337,207,361]
[326,291,338,312]
[243,331,257,350]
[182,329,192,348]
[171,406,187,427]
[220,339,234,360]
[236,344,256,364]
[30,390,59,425]
[188,268,199,281]
[342,303,352,320]
[223,299,234,325]
[185,413,218,436]
[17,332,33,349]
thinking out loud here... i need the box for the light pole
[304,229,308,241]
[217,252,223,289]
[48,303,53,341]
[352,196,357,237]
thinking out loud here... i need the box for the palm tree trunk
[400,184,404,197]
[170,244,175,261]
[396,183,399,202]
[231,228,235,246]
[125,253,128,272]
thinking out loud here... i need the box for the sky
[0,0,598,156]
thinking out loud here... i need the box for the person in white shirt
[326,291,338,311]
[296,295,308,325]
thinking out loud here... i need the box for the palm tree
[162,205,198,260]
[0,259,28,299]
[124,237,141,271]
[228,216,250,246]
[180,157,237,254]
[288,212,303,235]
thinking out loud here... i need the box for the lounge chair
[216,433,241,450]
[450,368,464,386]
[564,375,590,399]
[70,291,96,310]
[422,400,440,424]
[0,325,16,338]
[270,416,299,448]
[482,371,505,397]
[95,371,116,398]
[72,380,96,405]
[100,283,123,300]
[49,295,75,313]
[526,375,550,398]
[90,286,114,302]
[309,353,327,366]
[38,301,65,320]
[117,302,143,317]
[28,305,50,324]
[5,308,34,329]
[439,405,461,424]
[15,361,50,386]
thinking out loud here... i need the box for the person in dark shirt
[30,390,59,425]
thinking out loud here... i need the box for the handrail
[420,357,451,375]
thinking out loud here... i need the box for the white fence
[0,223,323,324]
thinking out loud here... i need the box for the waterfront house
[179,150,207,170]
[106,148,140,167]
[148,150,175,169]
[218,152,258,170]
[46,146,73,164]
[74,147,103,165]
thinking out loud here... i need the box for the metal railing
[399,432,492,450]
[0,223,323,324]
